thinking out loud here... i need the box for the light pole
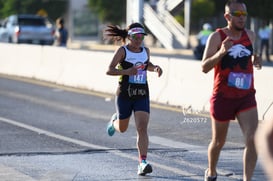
[184,0,191,48]
[126,0,144,26]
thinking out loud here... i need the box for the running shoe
[107,113,117,136]
[137,160,152,176]
[204,168,217,181]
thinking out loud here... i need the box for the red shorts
[210,92,257,122]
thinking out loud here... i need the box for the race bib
[129,70,147,84]
[228,72,252,90]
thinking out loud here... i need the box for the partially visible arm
[146,48,163,77]
[246,29,256,46]
[255,118,273,180]
[246,29,262,69]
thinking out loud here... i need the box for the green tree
[191,0,214,23]
[88,0,126,25]
[247,0,273,21]
[0,0,68,20]
[175,0,214,32]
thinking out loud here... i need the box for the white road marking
[0,90,109,120]
[149,136,205,151]
[0,116,204,179]
[0,116,108,150]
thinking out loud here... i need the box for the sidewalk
[67,35,195,60]
[68,36,273,65]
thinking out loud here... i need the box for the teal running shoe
[137,160,152,176]
[107,113,117,136]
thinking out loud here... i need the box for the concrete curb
[0,43,272,120]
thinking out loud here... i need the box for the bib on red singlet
[228,72,252,90]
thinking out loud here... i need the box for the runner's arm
[201,31,231,73]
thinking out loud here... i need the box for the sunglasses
[131,34,145,40]
[230,11,248,17]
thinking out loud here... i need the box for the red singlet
[212,29,255,98]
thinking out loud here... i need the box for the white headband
[128,27,147,35]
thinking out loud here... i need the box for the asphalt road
[0,75,267,181]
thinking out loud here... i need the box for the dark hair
[128,22,145,30]
[225,0,245,11]
[226,0,244,5]
[56,17,64,26]
[104,22,145,44]
[225,0,246,12]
